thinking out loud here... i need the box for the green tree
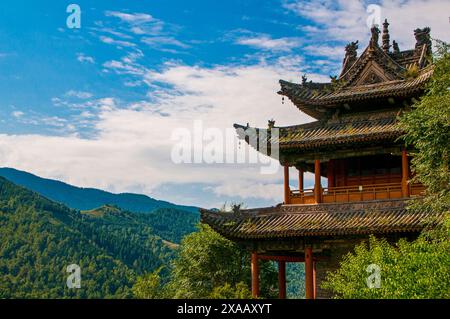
[132,267,164,299]
[399,41,450,213]
[322,217,450,299]
[209,282,252,299]
[150,224,277,299]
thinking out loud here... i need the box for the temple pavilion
[201,22,440,299]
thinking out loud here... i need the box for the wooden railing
[290,182,425,205]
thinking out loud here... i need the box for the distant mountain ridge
[0,176,175,298]
[0,167,199,214]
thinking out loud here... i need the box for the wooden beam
[305,247,314,299]
[257,255,324,262]
[251,252,260,298]
[258,255,304,262]
[278,261,286,299]
[298,168,304,192]
[284,165,290,204]
[314,160,322,203]
[402,149,410,197]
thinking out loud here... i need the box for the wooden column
[251,252,260,298]
[284,165,290,204]
[305,247,314,299]
[278,261,286,299]
[298,168,304,192]
[313,261,317,299]
[314,160,322,203]
[327,160,335,188]
[402,149,410,197]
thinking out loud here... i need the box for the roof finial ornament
[382,19,390,53]
[268,119,275,129]
[392,40,400,54]
[370,25,381,47]
[301,74,307,85]
[414,27,432,56]
[341,40,358,75]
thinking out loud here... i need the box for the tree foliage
[399,41,450,212]
[0,177,174,298]
[322,217,450,299]
[133,224,277,299]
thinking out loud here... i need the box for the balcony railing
[289,183,425,205]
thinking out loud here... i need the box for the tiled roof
[279,67,433,119]
[277,24,433,120]
[234,110,403,151]
[201,199,441,240]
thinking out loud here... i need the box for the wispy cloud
[141,36,190,49]
[100,36,135,48]
[105,11,155,24]
[104,11,164,36]
[284,0,450,48]
[76,53,95,64]
[11,111,24,118]
[303,44,343,60]
[65,90,93,99]
[235,34,302,52]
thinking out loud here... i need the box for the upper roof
[278,23,433,120]
[201,199,441,240]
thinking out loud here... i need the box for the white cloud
[11,111,24,118]
[104,11,165,36]
[141,36,190,49]
[303,44,343,60]
[0,59,318,207]
[105,11,155,24]
[65,90,93,99]
[77,53,95,64]
[236,34,302,52]
[100,36,136,48]
[285,0,450,48]
[210,181,283,201]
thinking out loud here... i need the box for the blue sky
[0,0,449,208]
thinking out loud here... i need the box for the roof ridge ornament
[370,25,381,49]
[392,40,400,54]
[341,40,359,76]
[414,27,432,56]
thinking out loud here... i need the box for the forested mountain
[0,177,176,298]
[0,167,198,213]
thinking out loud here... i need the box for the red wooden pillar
[298,168,304,192]
[313,261,317,299]
[314,160,322,203]
[278,261,286,299]
[251,252,260,298]
[284,165,290,204]
[402,149,410,197]
[327,160,335,188]
[305,247,314,299]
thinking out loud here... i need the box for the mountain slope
[0,167,198,213]
[0,177,173,298]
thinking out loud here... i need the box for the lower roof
[234,110,404,154]
[201,199,441,240]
